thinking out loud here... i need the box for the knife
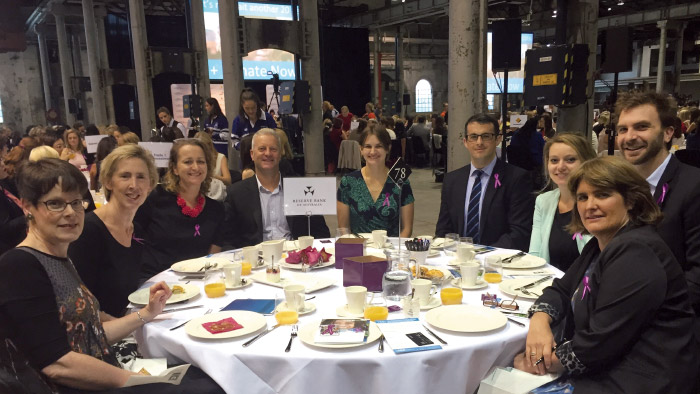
[378,335,384,353]
[423,324,448,346]
[161,305,204,314]
[514,275,553,291]
[242,324,281,347]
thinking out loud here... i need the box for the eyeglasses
[482,293,519,311]
[466,133,498,142]
[40,199,89,213]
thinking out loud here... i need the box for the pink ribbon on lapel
[194,224,201,237]
[656,183,668,205]
[382,193,390,207]
[581,276,591,300]
[132,235,144,244]
[572,232,583,241]
[494,173,502,189]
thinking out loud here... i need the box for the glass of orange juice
[363,306,388,321]
[241,262,252,276]
[275,308,299,325]
[204,269,226,298]
[483,255,503,283]
[440,287,463,305]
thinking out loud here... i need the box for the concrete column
[35,25,53,112]
[95,7,115,124]
[190,0,210,98]
[478,0,488,113]
[555,0,598,139]
[82,0,107,126]
[70,28,84,76]
[218,0,244,170]
[300,0,324,175]
[129,0,156,138]
[54,12,76,125]
[656,20,667,93]
[373,30,381,107]
[396,26,404,118]
[673,22,686,94]
[447,0,481,171]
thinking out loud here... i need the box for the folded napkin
[202,317,243,334]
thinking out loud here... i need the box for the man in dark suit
[435,114,533,251]
[223,129,330,249]
[615,91,700,340]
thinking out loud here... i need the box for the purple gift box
[343,255,388,292]
[334,238,366,269]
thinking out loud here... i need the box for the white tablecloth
[136,240,561,394]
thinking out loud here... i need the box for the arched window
[415,79,432,113]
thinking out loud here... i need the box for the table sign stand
[306,210,312,236]
[388,158,412,255]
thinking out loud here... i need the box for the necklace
[177,194,205,218]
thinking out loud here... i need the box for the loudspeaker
[278,81,310,114]
[523,44,589,106]
[602,27,633,73]
[491,19,521,72]
[403,93,410,105]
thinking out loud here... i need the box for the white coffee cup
[456,244,476,262]
[460,260,485,286]
[284,284,305,312]
[223,262,242,287]
[372,230,388,247]
[345,286,368,314]
[242,246,259,265]
[261,239,285,264]
[411,278,438,306]
[298,236,314,249]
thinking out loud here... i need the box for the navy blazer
[223,176,330,249]
[654,154,700,316]
[435,159,534,251]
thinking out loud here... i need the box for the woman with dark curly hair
[135,139,226,280]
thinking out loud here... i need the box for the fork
[285,325,298,352]
[169,308,212,330]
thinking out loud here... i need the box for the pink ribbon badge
[581,276,591,300]
[572,232,583,241]
[132,235,144,245]
[382,193,390,207]
[494,173,502,189]
[194,224,201,237]
[656,183,668,205]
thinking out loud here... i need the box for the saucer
[419,296,441,310]
[451,277,489,290]
[276,301,316,315]
[335,304,365,318]
[447,258,475,267]
[226,277,253,290]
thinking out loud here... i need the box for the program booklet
[376,318,442,354]
[314,318,370,344]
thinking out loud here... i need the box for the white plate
[335,305,365,318]
[171,256,231,274]
[430,237,456,250]
[499,277,554,300]
[420,296,442,310]
[248,271,336,293]
[279,258,335,270]
[226,277,253,290]
[299,320,382,349]
[483,250,547,269]
[275,301,316,315]
[451,277,489,290]
[128,283,199,305]
[413,265,453,283]
[184,311,267,339]
[425,305,507,332]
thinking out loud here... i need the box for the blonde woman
[195,131,231,185]
[60,129,87,168]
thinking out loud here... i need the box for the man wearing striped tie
[435,114,534,251]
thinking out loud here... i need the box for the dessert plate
[128,283,199,305]
[425,305,507,332]
[299,320,381,349]
[184,311,266,339]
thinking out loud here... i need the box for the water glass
[484,255,503,283]
[383,250,412,301]
[445,233,459,253]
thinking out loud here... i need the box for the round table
[135,239,560,394]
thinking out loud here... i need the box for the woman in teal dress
[337,125,414,237]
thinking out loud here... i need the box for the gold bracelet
[136,310,147,324]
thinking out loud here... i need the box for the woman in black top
[515,157,698,393]
[0,135,25,255]
[135,139,226,279]
[70,145,158,317]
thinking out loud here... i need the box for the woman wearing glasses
[528,133,596,271]
[69,145,158,317]
[514,157,697,393]
[337,125,414,237]
[135,139,226,280]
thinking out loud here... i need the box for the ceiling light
[617,1,624,5]
[552,14,556,18]
[608,7,612,10]
[553,10,557,14]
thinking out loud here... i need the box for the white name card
[138,142,173,168]
[85,135,108,154]
[283,177,337,216]
[510,114,527,129]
